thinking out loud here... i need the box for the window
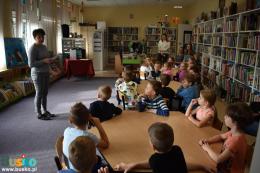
[11,10,17,37]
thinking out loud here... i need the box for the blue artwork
[4,38,28,69]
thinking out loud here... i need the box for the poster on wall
[4,38,28,69]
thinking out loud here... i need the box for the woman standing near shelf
[157,34,170,63]
[28,29,55,120]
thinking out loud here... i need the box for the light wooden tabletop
[90,111,221,172]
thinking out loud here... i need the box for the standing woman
[28,29,55,120]
[157,34,170,64]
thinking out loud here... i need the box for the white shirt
[158,40,170,54]
[140,65,153,80]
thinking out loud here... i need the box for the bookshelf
[193,8,260,102]
[107,27,138,64]
[145,26,177,57]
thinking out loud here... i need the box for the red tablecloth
[64,59,95,79]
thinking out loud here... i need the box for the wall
[83,4,190,40]
[186,0,247,24]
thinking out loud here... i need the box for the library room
[0,0,260,173]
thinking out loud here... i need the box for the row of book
[238,52,257,66]
[255,74,260,91]
[213,36,222,46]
[222,48,236,62]
[212,47,222,56]
[205,24,213,33]
[238,34,258,49]
[223,35,237,47]
[209,58,222,72]
[213,23,223,33]
[235,65,254,86]
[223,19,238,32]
[203,36,212,44]
[240,14,260,31]
[222,61,235,77]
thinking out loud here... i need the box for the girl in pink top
[185,89,216,128]
[199,103,251,173]
[177,62,188,82]
[161,62,173,78]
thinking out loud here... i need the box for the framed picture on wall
[4,38,28,69]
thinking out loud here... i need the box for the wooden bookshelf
[107,27,138,64]
[192,8,260,102]
[145,26,177,57]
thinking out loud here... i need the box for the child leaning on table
[199,102,252,173]
[115,122,213,173]
[59,136,109,173]
[137,80,169,116]
[185,89,216,128]
[63,102,109,172]
[89,85,122,122]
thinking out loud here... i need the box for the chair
[212,107,223,131]
[55,136,68,170]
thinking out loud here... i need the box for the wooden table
[90,111,221,172]
[64,59,95,79]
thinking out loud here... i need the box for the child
[175,47,184,65]
[175,62,187,82]
[89,85,122,122]
[158,74,176,110]
[140,57,154,80]
[151,61,161,80]
[115,122,212,173]
[185,89,216,128]
[137,80,169,116]
[117,72,138,108]
[199,103,252,173]
[161,62,173,78]
[167,57,175,67]
[177,73,199,112]
[59,136,109,173]
[63,102,109,171]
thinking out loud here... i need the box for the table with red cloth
[64,59,95,79]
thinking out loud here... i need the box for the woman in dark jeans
[28,29,55,120]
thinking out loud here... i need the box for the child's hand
[199,139,207,146]
[201,143,210,152]
[89,116,101,126]
[191,99,198,105]
[147,109,156,114]
[98,167,109,173]
[188,116,193,121]
[115,162,136,173]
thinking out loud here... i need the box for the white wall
[0,0,7,70]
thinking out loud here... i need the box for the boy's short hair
[32,28,45,38]
[123,71,133,83]
[155,61,161,65]
[225,102,253,129]
[200,89,216,106]
[160,74,171,86]
[183,73,195,83]
[148,122,174,153]
[148,80,162,95]
[98,85,112,101]
[69,136,96,172]
[69,102,89,127]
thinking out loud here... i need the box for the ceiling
[69,0,196,7]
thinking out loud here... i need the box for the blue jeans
[31,73,49,114]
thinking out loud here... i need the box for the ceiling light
[174,5,183,9]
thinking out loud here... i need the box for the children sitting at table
[115,122,213,173]
[177,73,199,112]
[199,102,252,173]
[185,89,216,128]
[117,72,138,108]
[151,61,161,80]
[140,57,154,80]
[63,102,109,172]
[161,62,173,79]
[59,136,109,173]
[89,85,122,122]
[158,74,176,110]
[174,62,187,82]
[137,80,169,116]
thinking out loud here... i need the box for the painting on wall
[4,38,28,69]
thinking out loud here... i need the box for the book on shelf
[14,80,35,96]
[203,35,212,44]
[223,35,237,47]
[238,51,256,66]
[235,65,254,86]
[255,74,260,91]
[241,14,260,31]
[213,36,222,46]
[213,23,223,33]
[256,35,260,50]
[211,47,221,56]
[205,24,213,33]
[209,58,222,72]
[222,48,236,61]
[222,61,235,77]
[224,18,238,32]
[239,33,257,49]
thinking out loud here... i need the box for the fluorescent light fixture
[174,5,183,9]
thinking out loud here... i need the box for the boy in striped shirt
[137,80,169,116]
